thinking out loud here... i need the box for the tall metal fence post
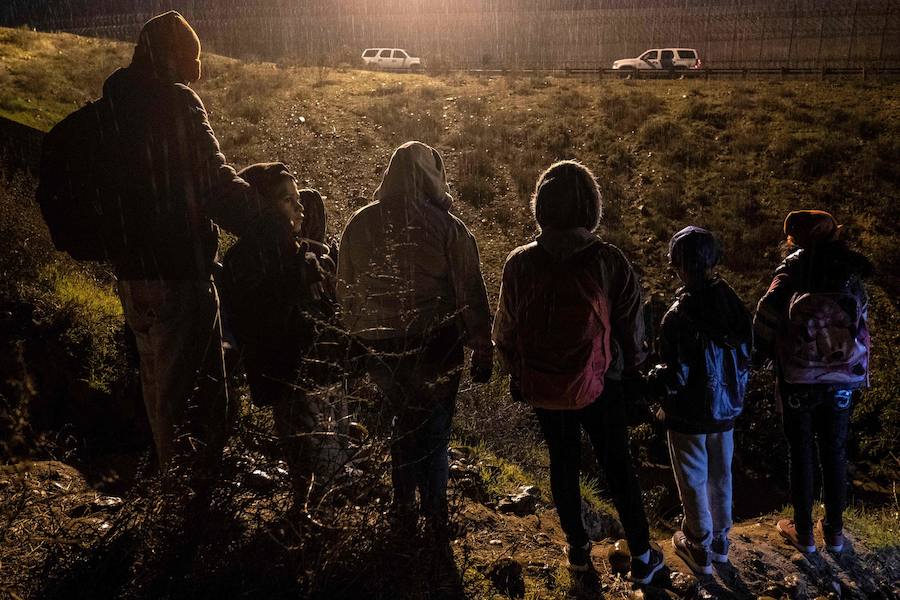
[730,0,741,67]
[757,11,766,68]
[816,14,825,68]
[847,0,859,67]
[787,2,798,68]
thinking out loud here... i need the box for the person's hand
[470,347,493,384]
[645,364,672,401]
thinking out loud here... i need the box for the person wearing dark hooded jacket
[755,210,873,556]
[648,226,752,575]
[492,161,663,583]
[337,141,493,539]
[96,12,261,489]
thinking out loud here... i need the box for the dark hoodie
[492,227,647,381]
[99,64,259,280]
[657,277,752,434]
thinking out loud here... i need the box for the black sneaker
[672,531,712,576]
[630,544,665,585]
[567,541,593,572]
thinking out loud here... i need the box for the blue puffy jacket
[656,277,752,434]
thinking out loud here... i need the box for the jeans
[782,387,853,537]
[117,279,229,473]
[533,381,651,554]
[667,429,734,548]
[363,326,464,522]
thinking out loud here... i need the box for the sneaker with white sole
[630,544,665,585]
[672,531,712,576]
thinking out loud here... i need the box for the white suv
[612,48,702,71]
[361,48,422,71]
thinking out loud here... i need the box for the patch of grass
[457,174,496,208]
[682,99,729,129]
[845,502,900,550]
[365,81,406,97]
[792,133,856,179]
[579,476,612,515]
[471,442,543,501]
[30,264,124,394]
[555,89,590,111]
[456,95,487,116]
[644,178,687,221]
[638,118,685,152]
[366,93,444,144]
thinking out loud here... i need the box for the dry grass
[0,27,899,598]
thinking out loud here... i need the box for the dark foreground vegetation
[1,27,898,599]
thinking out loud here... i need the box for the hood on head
[299,188,327,243]
[131,10,201,84]
[373,141,453,210]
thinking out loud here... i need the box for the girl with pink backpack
[492,161,664,583]
[754,210,873,555]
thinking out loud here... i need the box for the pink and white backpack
[777,291,869,387]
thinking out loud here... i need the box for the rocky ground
[2,449,896,600]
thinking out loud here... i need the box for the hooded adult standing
[94,11,261,496]
[337,141,493,539]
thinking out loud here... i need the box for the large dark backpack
[36,99,133,261]
[515,243,612,410]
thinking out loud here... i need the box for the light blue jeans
[667,429,734,548]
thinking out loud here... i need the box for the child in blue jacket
[649,226,752,575]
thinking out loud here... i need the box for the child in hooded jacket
[648,226,752,575]
[493,160,663,583]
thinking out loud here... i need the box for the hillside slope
[0,27,898,600]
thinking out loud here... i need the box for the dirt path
[451,496,899,599]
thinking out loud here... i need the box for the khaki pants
[116,279,229,477]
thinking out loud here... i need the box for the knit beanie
[132,11,201,83]
[669,226,721,280]
[784,210,841,249]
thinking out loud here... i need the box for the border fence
[2,1,899,69]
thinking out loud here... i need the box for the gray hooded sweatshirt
[337,142,492,352]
